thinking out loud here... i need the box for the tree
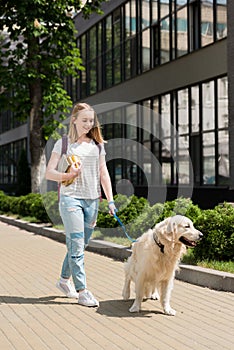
[0,0,106,193]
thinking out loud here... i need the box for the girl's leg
[83,199,99,247]
[59,195,86,291]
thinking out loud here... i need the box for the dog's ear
[166,218,176,234]
[166,217,178,245]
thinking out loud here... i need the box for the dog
[122,215,203,315]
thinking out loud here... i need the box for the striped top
[52,138,106,199]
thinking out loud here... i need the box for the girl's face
[73,111,95,137]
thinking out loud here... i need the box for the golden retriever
[122,215,203,315]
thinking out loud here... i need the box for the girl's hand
[108,201,117,216]
[69,162,82,178]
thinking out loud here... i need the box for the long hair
[68,103,105,144]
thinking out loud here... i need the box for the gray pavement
[0,220,233,350]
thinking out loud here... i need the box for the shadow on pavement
[0,295,77,305]
[97,299,164,318]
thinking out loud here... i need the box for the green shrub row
[0,190,233,262]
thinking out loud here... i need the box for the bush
[9,196,21,215]
[97,194,149,230]
[127,202,165,239]
[194,202,234,261]
[16,193,39,217]
[0,191,49,223]
[155,197,202,223]
[0,191,11,213]
[30,194,50,223]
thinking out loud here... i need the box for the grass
[181,248,234,273]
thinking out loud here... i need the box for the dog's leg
[122,275,131,300]
[129,275,144,313]
[151,287,160,300]
[160,279,176,316]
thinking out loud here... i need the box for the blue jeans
[59,195,99,291]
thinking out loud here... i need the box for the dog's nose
[198,231,203,239]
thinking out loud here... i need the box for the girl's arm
[46,152,79,182]
[99,155,116,215]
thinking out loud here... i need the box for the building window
[0,139,27,186]
[201,0,214,47]
[216,0,227,39]
[104,15,113,88]
[75,0,227,97]
[97,75,228,189]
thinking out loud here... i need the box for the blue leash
[113,212,137,243]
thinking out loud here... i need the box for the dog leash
[113,212,137,243]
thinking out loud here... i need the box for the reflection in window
[104,16,113,88]
[217,76,228,129]
[124,39,131,79]
[172,12,176,60]
[218,130,229,184]
[142,100,151,146]
[201,0,214,47]
[114,46,121,84]
[176,0,187,7]
[90,60,97,94]
[191,86,200,133]
[106,15,112,50]
[131,0,137,35]
[105,50,112,88]
[89,27,96,60]
[202,81,215,131]
[125,2,131,37]
[126,104,137,139]
[141,0,150,30]
[80,35,87,97]
[152,0,158,24]
[113,9,121,47]
[178,89,189,135]
[142,29,150,71]
[203,132,215,184]
[161,94,172,184]
[176,7,188,57]
[178,135,190,184]
[160,0,170,18]
[160,17,170,63]
[216,0,227,39]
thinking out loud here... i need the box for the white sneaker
[56,279,78,298]
[78,290,99,307]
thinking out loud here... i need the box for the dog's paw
[129,303,140,313]
[164,307,176,316]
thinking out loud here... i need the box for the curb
[0,214,233,293]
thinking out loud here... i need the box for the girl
[46,103,116,307]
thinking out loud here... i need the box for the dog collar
[153,234,164,253]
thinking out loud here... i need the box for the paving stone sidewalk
[0,221,233,350]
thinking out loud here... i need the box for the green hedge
[193,202,234,261]
[0,190,233,262]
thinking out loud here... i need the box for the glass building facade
[0,0,232,208]
[70,0,230,207]
[67,0,227,100]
